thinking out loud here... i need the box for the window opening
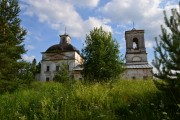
[132,76,136,79]
[133,38,139,49]
[62,37,66,43]
[47,66,50,72]
[46,77,50,81]
[56,66,59,71]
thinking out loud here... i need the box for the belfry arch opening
[133,38,139,49]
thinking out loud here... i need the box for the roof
[45,43,80,54]
[126,64,153,69]
[73,65,83,71]
[125,29,144,35]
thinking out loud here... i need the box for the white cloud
[119,38,126,50]
[21,0,82,34]
[83,17,112,33]
[20,0,179,48]
[145,40,154,48]
[68,0,100,8]
[21,0,111,39]
[34,34,43,41]
[99,0,162,22]
[99,0,178,48]
[27,45,35,50]
[22,54,35,62]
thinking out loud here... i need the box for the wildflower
[88,112,91,116]
[129,110,133,114]
[162,112,167,115]
[177,104,180,108]
[94,105,99,109]
[159,100,164,108]
[137,103,141,107]
[98,114,106,118]
[176,112,180,115]
[150,103,154,106]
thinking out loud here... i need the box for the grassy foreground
[0,80,179,120]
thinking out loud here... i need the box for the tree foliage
[82,27,124,81]
[53,63,69,83]
[0,60,34,93]
[17,58,41,83]
[0,0,26,81]
[17,60,34,84]
[31,58,41,78]
[152,7,180,98]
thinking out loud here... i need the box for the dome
[45,43,80,53]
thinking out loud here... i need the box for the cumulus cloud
[20,0,111,39]
[99,0,162,23]
[83,17,112,33]
[99,0,178,48]
[20,0,179,49]
[68,0,100,8]
[22,54,35,62]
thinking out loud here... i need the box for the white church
[38,28,152,81]
[39,33,84,81]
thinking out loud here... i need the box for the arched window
[133,38,139,49]
[62,37,66,43]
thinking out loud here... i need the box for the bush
[0,80,18,94]
[53,63,70,83]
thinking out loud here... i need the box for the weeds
[0,80,179,120]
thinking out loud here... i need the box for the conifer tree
[0,0,26,80]
[152,6,180,98]
[82,27,124,81]
[31,58,37,77]
[35,61,41,75]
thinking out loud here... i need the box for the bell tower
[123,28,153,80]
[125,29,148,65]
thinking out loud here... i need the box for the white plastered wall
[40,51,83,81]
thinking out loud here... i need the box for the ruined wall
[40,51,83,81]
[123,68,153,80]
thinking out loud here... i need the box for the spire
[132,22,136,30]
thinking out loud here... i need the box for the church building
[38,28,152,81]
[39,33,83,81]
[123,29,153,80]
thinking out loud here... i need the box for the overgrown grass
[0,79,179,120]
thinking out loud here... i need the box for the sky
[19,0,179,65]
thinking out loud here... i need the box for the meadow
[0,80,179,120]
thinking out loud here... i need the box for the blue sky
[19,0,179,65]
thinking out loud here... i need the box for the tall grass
[0,80,179,120]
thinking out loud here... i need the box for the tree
[35,61,41,75]
[17,60,34,85]
[0,60,34,93]
[0,0,26,81]
[16,59,41,85]
[31,58,37,76]
[152,6,180,98]
[53,63,69,83]
[30,58,41,77]
[82,27,124,81]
